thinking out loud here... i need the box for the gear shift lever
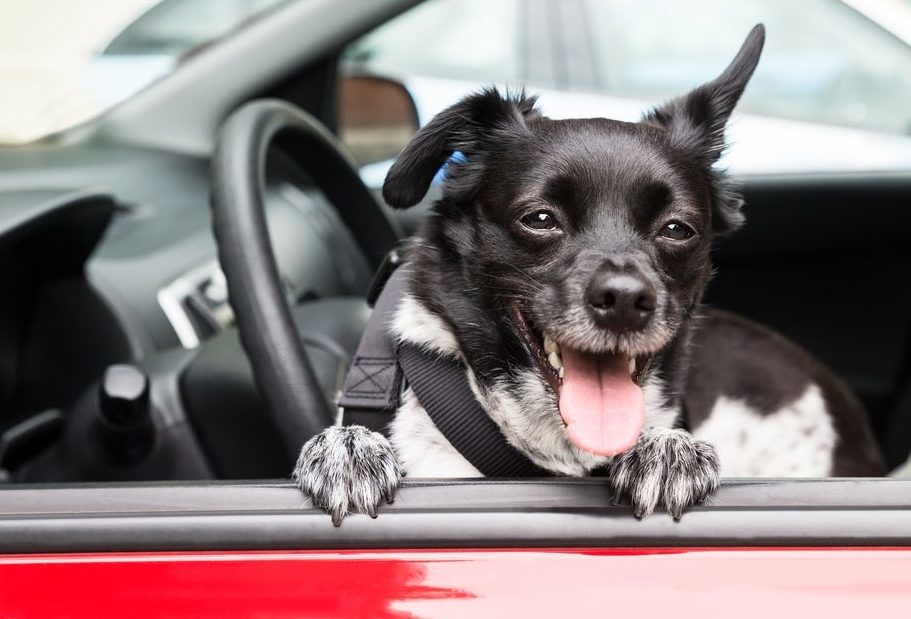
[94,365,155,465]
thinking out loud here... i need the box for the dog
[293,24,885,525]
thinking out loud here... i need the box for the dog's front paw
[608,428,719,520]
[292,425,403,526]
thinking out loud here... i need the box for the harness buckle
[366,248,404,308]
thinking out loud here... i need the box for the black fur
[294,24,884,525]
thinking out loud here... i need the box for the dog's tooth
[629,358,636,376]
[558,366,564,379]
[543,335,558,355]
[548,351,563,370]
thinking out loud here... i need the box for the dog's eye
[521,210,559,231]
[659,221,695,241]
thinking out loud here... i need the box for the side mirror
[336,75,420,166]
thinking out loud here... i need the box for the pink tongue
[558,348,645,456]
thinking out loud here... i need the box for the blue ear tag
[432,151,467,184]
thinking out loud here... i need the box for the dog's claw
[292,425,403,526]
[630,497,648,519]
[608,428,719,520]
[632,498,656,520]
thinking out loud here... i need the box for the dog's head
[384,26,764,458]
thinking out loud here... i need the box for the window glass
[341,0,911,176]
[342,0,522,84]
[584,0,911,135]
[0,0,288,144]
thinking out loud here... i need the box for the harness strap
[398,342,551,477]
[336,265,409,433]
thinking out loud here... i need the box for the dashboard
[0,142,377,424]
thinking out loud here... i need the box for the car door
[2,478,911,615]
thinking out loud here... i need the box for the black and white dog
[294,25,884,525]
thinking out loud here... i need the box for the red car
[1,0,911,615]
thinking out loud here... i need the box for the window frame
[1,478,910,553]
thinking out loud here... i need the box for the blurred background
[7,0,911,178]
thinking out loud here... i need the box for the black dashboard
[0,142,376,437]
[0,189,127,427]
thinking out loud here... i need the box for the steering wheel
[210,99,400,462]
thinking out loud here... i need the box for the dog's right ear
[642,24,764,235]
[642,24,765,166]
[382,87,539,208]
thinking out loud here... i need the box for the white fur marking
[693,384,835,477]
[391,295,461,359]
[642,379,679,430]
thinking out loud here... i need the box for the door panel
[2,548,910,617]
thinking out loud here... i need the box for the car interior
[2,0,911,492]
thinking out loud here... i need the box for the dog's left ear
[383,87,539,208]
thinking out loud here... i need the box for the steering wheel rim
[210,99,399,461]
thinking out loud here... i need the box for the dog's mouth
[510,302,652,457]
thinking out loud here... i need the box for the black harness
[338,258,551,477]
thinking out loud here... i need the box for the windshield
[0,0,288,145]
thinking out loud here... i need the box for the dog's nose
[586,271,656,332]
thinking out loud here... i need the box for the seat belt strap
[336,264,410,433]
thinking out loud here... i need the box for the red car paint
[1,548,910,617]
